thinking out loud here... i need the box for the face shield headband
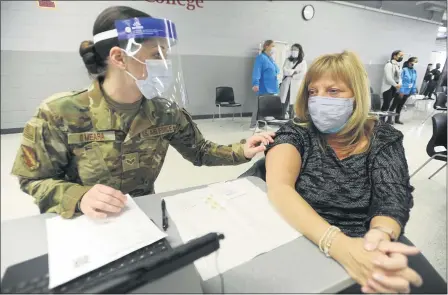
[92,17,188,107]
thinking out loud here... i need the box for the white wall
[1,0,441,129]
[1,1,440,59]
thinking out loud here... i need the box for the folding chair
[421,92,447,125]
[213,87,242,121]
[410,113,447,179]
[254,95,288,134]
[368,92,397,120]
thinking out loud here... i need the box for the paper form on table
[45,195,167,289]
[163,178,301,281]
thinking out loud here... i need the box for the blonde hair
[294,51,377,154]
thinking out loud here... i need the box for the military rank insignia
[122,152,140,172]
[21,145,40,171]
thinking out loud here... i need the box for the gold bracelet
[324,227,341,257]
[319,226,339,253]
[323,226,339,253]
[318,226,334,252]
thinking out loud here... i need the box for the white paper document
[163,178,301,281]
[45,195,167,289]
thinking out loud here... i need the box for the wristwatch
[372,226,397,241]
[75,200,82,213]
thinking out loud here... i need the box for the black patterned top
[265,120,414,238]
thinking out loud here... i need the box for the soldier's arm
[11,110,92,218]
[168,108,250,166]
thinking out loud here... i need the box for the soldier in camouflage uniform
[11,6,275,219]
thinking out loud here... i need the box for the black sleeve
[265,121,308,157]
[369,138,414,233]
[431,69,440,80]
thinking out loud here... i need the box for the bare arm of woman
[265,143,422,291]
[265,143,338,245]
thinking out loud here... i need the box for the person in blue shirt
[390,57,418,124]
[250,40,280,128]
[252,40,280,95]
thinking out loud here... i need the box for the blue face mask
[308,96,354,134]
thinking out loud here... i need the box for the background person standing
[279,43,307,119]
[250,40,280,128]
[393,57,418,124]
[420,63,433,95]
[424,63,441,99]
[380,50,403,123]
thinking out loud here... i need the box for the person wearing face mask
[10,6,275,219]
[262,51,447,293]
[250,40,280,128]
[380,50,403,122]
[391,57,418,124]
[279,43,307,119]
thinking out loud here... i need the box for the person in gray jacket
[380,50,403,121]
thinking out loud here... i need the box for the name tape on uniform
[141,125,176,138]
[68,131,116,145]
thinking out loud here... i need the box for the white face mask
[308,96,354,134]
[269,48,276,56]
[291,50,299,58]
[126,57,173,100]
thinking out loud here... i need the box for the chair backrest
[238,158,266,181]
[216,87,235,104]
[434,92,447,110]
[258,95,283,118]
[370,93,382,111]
[426,113,447,157]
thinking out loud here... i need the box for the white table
[1,177,354,293]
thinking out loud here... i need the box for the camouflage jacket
[11,80,249,218]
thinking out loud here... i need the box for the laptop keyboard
[1,239,171,294]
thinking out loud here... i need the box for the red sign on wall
[146,0,204,11]
[37,0,56,8]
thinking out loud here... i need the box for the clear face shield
[93,17,188,108]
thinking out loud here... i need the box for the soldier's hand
[80,184,127,218]
[243,132,276,159]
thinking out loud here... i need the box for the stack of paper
[163,178,301,281]
[45,195,167,289]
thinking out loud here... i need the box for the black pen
[161,199,169,231]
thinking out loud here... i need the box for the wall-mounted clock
[302,5,315,21]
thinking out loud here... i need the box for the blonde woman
[264,51,446,293]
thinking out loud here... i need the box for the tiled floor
[1,106,446,280]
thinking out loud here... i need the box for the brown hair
[262,40,274,52]
[79,6,151,76]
